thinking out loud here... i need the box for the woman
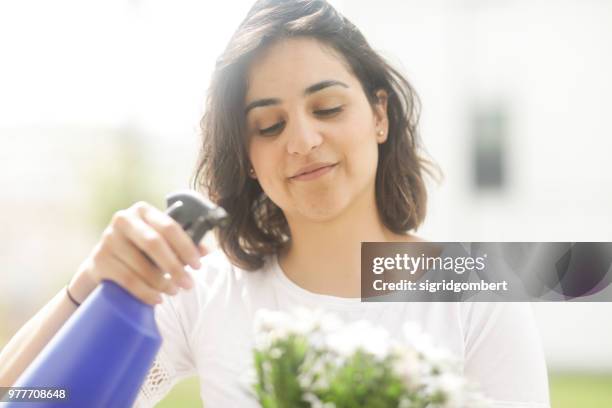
[0,0,550,406]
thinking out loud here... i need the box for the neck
[279,187,410,297]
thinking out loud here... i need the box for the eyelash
[257,106,344,136]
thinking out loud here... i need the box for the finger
[112,209,193,289]
[106,230,180,295]
[138,204,202,270]
[103,253,164,305]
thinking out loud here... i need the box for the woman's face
[245,37,388,224]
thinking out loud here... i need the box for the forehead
[245,37,357,101]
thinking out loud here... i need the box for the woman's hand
[69,201,208,305]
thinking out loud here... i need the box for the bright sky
[0,1,253,131]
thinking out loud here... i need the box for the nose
[285,113,323,155]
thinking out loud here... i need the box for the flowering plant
[252,308,484,408]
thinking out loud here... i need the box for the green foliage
[253,335,311,408]
[252,334,445,408]
[156,377,201,408]
[157,373,612,408]
[316,351,410,408]
[549,373,612,408]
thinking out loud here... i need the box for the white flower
[325,320,391,360]
[292,307,342,335]
[252,308,485,407]
[392,345,424,390]
[402,322,459,371]
[253,309,293,350]
[254,307,342,345]
[425,372,467,407]
[254,309,291,333]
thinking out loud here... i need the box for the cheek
[338,116,379,176]
[249,140,283,189]
[343,103,377,146]
[248,139,274,172]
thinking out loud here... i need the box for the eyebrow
[244,80,349,115]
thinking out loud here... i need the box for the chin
[293,194,352,223]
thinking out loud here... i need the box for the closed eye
[258,121,285,136]
[256,106,343,136]
[314,106,344,117]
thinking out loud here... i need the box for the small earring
[249,167,255,176]
[378,130,384,136]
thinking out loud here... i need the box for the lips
[290,162,337,178]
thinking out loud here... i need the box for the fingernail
[179,274,194,289]
[191,257,201,270]
[155,295,163,304]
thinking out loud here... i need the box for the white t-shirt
[133,250,550,407]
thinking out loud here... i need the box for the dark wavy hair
[192,0,435,270]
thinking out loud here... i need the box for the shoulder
[167,249,276,316]
[459,302,537,338]
[157,250,274,336]
[459,303,549,405]
[189,249,272,290]
[193,249,238,286]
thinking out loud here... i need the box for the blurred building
[338,0,612,372]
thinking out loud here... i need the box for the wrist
[65,286,81,307]
[68,262,99,304]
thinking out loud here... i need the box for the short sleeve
[461,302,550,407]
[132,292,197,408]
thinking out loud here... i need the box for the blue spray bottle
[3,191,227,408]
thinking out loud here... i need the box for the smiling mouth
[290,163,338,181]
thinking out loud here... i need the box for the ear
[373,89,389,143]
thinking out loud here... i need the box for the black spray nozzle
[165,190,228,245]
